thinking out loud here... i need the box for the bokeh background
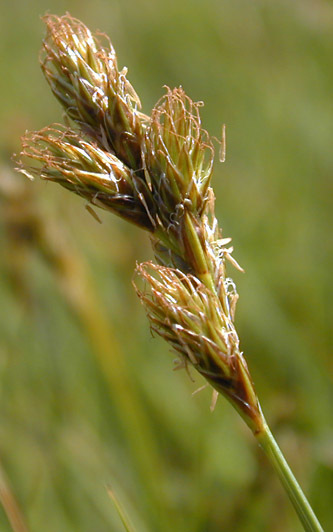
[0,1,332,531]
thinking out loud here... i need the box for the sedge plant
[16,14,324,532]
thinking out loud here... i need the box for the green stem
[256,420,323,532]
[107,487,137,532]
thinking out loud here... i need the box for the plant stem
[256,419,323,532]
[107,488,137,532]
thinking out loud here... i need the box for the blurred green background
[0,1,332,531]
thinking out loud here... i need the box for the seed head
[17,125,154,230]
[143,88,214,228]
[135,262,262,431]
[15,13,263,433]
[41,14,148,169]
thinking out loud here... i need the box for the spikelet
[18,125,154,230]
[41,14,148,169]
[143,87,213,219]
[134,262,262,432]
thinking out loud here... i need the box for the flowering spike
[41,14,148,169]
[17,125,154,230]
[143,88,214,228]
[134,262,262,431]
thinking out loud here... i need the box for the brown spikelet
[41,14,148,169]
[134,262,263,432]
[143,88,214,230]
[17,125,154,230]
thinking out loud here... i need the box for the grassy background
[0,1,332,531]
